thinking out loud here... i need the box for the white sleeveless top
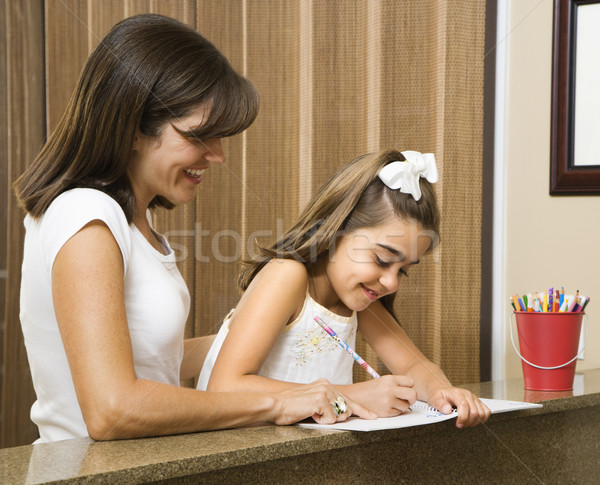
[20,188,189,443]
[197,289,357,389]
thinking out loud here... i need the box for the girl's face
[128,103,225,212]
[324,217,432,313]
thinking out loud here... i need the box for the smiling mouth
[361,284,380,301]
[184,168,206,178]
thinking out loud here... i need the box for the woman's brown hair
[14,14,259,222]
[238,149,440,291]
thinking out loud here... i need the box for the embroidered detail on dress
[291,326,356,367]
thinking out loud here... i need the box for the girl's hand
[339,375,417,418]
[272,378,377,425]
[428,387,491,428]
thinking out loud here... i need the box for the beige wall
[504,0,600,378]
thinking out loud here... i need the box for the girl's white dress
[197,288,357,389]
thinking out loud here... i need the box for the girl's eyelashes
[375,256,391,267]
[375,256,409,278]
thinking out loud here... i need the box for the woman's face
[128,103,225,210]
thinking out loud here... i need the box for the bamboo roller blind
[1,0,486,448]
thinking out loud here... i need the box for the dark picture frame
[550,0,600,194]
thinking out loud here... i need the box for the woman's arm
[181,335,216,381]
[52,222,363,440]
[356,301,490,427]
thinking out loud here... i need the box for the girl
[14,14,368,443]
[198,149,490,427]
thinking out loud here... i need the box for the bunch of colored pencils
[511,287,590,313]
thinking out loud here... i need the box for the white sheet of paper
[298,398,543,432]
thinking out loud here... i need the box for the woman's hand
[337,375,417,418]
[427,387,491,428]
[271,378,377,425]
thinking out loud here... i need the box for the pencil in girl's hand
[314,316,381,379]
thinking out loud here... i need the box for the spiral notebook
[298,398,542,432]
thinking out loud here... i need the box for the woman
[14,13,370,443]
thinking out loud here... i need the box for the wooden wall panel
[0,1,8,406]
[126,0,195,24]
[437,2,485,384]
[310,1,370,183]
[243,0,301,262]
[0,0,8,438]
[87,4,126,51]
[193,2,248,336]
[2,0,46,448]
[44,0,90,133]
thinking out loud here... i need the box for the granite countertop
[2,369,600,484]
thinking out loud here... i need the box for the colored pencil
[581,296,591,311]
[511,287,590,313]
[314,316,381,379]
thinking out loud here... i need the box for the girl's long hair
[14,14,259,222]
[238,149,440,291]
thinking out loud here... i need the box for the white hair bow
[377,151,438,201]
